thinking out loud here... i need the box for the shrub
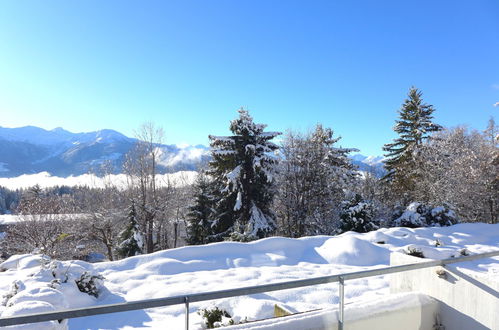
[459,248,470,256]
[338,194,378,234]
[392,202,458,228]
[406,246,425,258]
[198,306,234,328]
[75,271,105,298]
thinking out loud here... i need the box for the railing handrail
[0,249,498,328]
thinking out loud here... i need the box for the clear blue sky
[0,1,497,155]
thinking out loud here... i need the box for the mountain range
[0,126,384,178]
[350,154,386,176]
[0,126,210,177]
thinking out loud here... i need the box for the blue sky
[0,1,497,155]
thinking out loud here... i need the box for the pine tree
[116,201,144,258]
[186,172,216,245]
[383,87,442,199]
[208,108,281,241]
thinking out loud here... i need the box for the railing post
[184,296,189,330]
[338,276,344,330]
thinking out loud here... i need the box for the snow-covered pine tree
[186,171,216,245]
[208,108,281,241]
[338,194,378,234]
[382,87,442,201]
[116,201,144,258]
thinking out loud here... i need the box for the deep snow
[0,223,498,329]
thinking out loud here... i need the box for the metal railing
[0,250,498,329]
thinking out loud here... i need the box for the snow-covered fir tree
[338,194,378,234]
[208,108,281,241]
[383,87,442,201]
[116,201,144,258]
[186,171,216,245]
[275,125,358,236]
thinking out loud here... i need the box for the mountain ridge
[0,126,384,178]
[0,126,209,177]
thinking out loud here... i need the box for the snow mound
[315,235,390,266]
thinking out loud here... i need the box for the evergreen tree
[382,87,442,199]
[186,172,216,245]
[116,201,144,258]
[338,194,378,234]
[208,108,281,241]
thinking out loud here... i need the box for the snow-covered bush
[225,232,256,242]
[0,255,107,329]
[198,306,234,328]
[1,280,23,306]
[428,204,458,227]
[459,248,470,256]
[405,246,425,258]
[392,202,428,228]
[338,194,378,234]
[392,202,458,228]
[75,271,105,298]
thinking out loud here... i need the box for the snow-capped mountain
[0,126,385,178]
[350,154,386,177]
[0,126,209,177]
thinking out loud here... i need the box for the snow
[0,214,91,225]
[234,192,242,211]
[350,154,385,165]
[315,234,389,266]
[0,223,497,329]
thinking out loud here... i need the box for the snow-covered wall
[227,292,438,330]
[390,252,499,330]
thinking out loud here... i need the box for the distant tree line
[1,87,497,260]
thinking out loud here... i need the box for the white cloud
[494,102,499,107]
[0,171,197,190]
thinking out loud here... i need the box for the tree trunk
[173,222,178,248]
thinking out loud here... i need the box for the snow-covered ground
[0,223,498,329]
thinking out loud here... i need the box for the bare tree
[274,126,358,237]
[124,122,165,253]
[414,126,498,223]
[2,190,87,259]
